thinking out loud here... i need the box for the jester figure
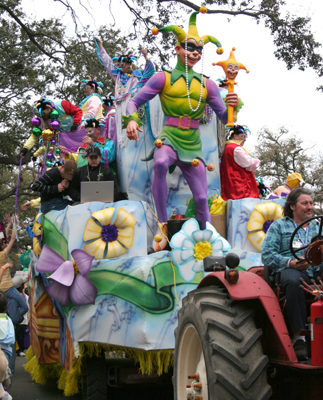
[123,8,238,247]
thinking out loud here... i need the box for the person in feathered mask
[59,118,116,172]
[94,37,155,158]
[220,125,260,200]
[79,76,104,120]
[21,97,82,157]
[102,93,117,147]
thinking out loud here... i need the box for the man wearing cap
[221,125,260,201]
[69,145,118,202]
[31,160,77,214]
[273,173,305,198]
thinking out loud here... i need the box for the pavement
[9,356,173,400]
[9,356,82,400]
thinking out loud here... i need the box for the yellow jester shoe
[153,222,168,252]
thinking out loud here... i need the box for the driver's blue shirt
[261,216,321,276]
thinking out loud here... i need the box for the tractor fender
[198,271,298,364]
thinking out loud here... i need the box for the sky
[24,0,323,154]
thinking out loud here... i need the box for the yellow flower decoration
[83,208,135,259]
[32,213,43,258]
[247,202,283,251]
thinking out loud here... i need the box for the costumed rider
[261,188,322,361]
[59,118,116,173]
[220,125,260,201]
[79,77,104,120]
[102,93,117,147]
[269,173,305,199]
[21,97,82,158]
[123,8,239,249]
[94,38,155,151]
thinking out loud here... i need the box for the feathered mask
[80,76,104,94]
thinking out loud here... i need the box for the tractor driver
[261,188,323,361]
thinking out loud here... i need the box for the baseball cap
[63,160,76,181]
[87,145,101,157]
[287,173,304,184]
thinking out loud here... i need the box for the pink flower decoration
[36,245,97,307]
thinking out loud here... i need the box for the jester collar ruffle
[163,59,208,87]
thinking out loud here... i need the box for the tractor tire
[86,353,108,400]
[173,285,272,400]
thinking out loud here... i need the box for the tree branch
[0,2,64,62]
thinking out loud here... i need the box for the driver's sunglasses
[180,42,203,54]
[89,155,99,160]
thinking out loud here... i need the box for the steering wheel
[289,215,323,265]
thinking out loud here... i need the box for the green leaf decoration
[41,215,69,260]
[88,261,203,314]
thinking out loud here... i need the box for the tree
[0,0,130,214]
[96,0,323,86]
[254,127,323,212]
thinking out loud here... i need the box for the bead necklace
[185,34,205,113]
[86,164,102,181]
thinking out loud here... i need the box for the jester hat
[34,97,55,114]
[214,47,249,75]
[80,76,104,93]
[152,7,223,54]
[83,118,104,129]
[102,92,115,107]
[227,125,251,139]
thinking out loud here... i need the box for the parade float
[23,8,288,399]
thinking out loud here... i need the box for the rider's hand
[225,92,239,108]
[21,148,28,157]
[126,120,142,141]
[61,179,70,189]
[83,136,95,146]
[21,201,31,211]
[94,36,103,50]
[290,258,309,271]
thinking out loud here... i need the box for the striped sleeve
[31,171,59,194]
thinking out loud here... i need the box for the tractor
[173,216,323,400]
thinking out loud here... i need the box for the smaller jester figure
[213,47,249,127]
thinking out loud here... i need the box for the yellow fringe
[24,342,173,397]
[24,345,35,362]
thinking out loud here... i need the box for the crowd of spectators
[0,214,29,399]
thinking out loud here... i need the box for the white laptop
[80,181,114,204]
